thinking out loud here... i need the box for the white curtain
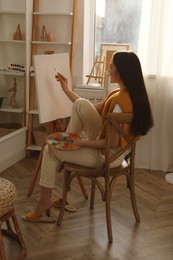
[135,0,173,172]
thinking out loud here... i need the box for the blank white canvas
[33,53,73,124]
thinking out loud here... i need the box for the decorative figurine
[8,78,19,108]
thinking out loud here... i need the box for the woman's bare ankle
[35,200,52,216]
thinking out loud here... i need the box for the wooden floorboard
[0,156,173,260]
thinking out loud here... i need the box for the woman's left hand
[72,138,105,149]
[72,139,84,148]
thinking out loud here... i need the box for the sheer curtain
[136,0,173,172]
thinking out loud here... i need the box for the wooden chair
[56,113,141,243]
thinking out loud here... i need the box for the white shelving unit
[0,0,33,172]
[0,0,79,171]
[27,0,77,152]
[0,0,27,131]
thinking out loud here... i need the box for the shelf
[26,144,42,151]
[33,12,73,16]
[0,106,24,113]
[0,0,29,166]
[0,39,25,44]
[28,109,39,115]
[32,41,71,45]
[0,11,25,15]
[0,70,25,76]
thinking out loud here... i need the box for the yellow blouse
[99,88,134,148]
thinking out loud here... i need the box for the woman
[23,51,153,222]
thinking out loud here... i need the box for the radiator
[73,85,105,104]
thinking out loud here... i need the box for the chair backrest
[104,113,136,177]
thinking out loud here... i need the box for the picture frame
[100,43,131,95]
[100,43,131,71]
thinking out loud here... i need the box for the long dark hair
[113,51,154,136]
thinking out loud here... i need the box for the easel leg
[27,143,44,197]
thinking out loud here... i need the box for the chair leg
[90,181,95,209]
[129,179,140,223]
[76,176,88,200]
[0,226,6,260]
[2,220,18,240]
[5,219,13,233]
[57,171,70,226]
[0,210,26,260]
[105,180,113,243]
[12,213,26,259]
[126,176,130,189]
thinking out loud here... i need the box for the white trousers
[39,99,124,188]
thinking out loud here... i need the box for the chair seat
[64,159,129,178]
[0,178,17,217]
[64,162,104,177]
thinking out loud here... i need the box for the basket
[33,126,47,146]
[0,178,17,217]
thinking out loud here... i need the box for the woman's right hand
[55,72,80,103]
[55,72,69,93]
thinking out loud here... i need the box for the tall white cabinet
[0,0,33,172]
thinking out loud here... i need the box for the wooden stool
[0,178,26,260]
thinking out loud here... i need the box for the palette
[46,132,80,151]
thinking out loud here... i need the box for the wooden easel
[13,24,22,40]
[86,50,105,85]
[27,119,88,200]
[40,25,49,41]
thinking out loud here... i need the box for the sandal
[52,198,76,213]
[22,209,56,223]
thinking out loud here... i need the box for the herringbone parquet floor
[1,155,173,260]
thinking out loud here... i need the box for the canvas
[33,53,73,124]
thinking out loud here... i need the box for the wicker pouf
[0,177,26,259]
[0,177,17,217]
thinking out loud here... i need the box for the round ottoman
[0,177,17,217]
[0,177,26,259]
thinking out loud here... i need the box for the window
[95,0,142,57]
